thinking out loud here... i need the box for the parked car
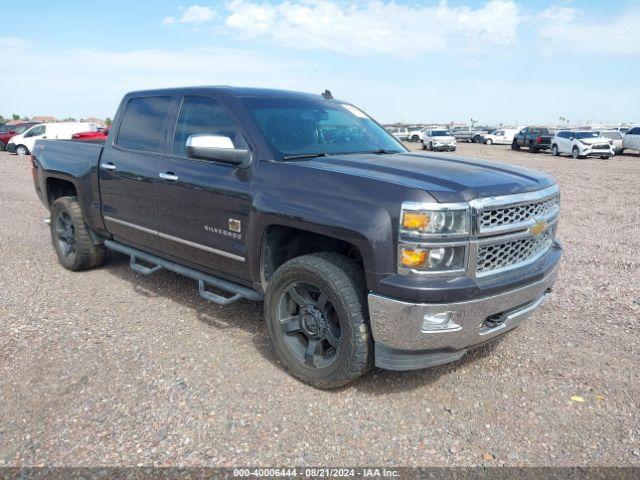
[0,122,37,151]
[422,129,456,151]
[7,122,100,155]
[408,127,426,142]
[599,130,624,155]
[482,128,520,145]
[550,131,614,159]
[451,128,482,143]
[512,127,553,153]
[387,127,410,141]
[622,126,640,154]
[72,128,110,141]
[31,86,562,388]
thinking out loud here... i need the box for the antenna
[321,89,333,100]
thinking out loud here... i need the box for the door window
[173,96,247,157]
[25,125,46,137]
[116,96,172,152]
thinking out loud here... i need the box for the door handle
[101,162,117,171]
[159,172,179,181]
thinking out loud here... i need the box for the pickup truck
[512,127,554,153]
[31,87,562,388]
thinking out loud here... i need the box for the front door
[155,95,253,281]
[99,95,173,249]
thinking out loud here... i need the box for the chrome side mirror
[186,135,251,168]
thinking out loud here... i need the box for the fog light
[421,312,462,332]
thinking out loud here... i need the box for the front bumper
[368,261,560,371]
[582,147,614,157]
[6,143,16,153]
[432,144,456,151]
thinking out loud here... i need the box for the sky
[1,0,638,125]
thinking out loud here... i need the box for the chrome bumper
[368,263,559,355]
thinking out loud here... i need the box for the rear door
[155,94,253,281]
[99,95,173,248]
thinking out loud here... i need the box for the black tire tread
[51,196,106,271]
[265,252,372,389]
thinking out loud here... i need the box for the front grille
[592,144,610,150]
[480,194,559,232]
[477,225,556,275]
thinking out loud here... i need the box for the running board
[104,240,263,305]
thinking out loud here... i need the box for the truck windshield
[241,97,406,159]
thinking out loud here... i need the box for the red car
[72,127,109,141]
[0,123,37,150]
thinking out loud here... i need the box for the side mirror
[186,135,251,168]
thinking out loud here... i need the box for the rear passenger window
[116,96,172,152]
[173,96,247,157]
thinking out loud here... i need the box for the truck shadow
[103,251,503,393]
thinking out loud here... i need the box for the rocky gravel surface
[1,145,639,467]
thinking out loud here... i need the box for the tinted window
[575,132,599,139]
[629,128,640,135]
[173,96,247,157]
[431,130,450,136]
[116,96,171,152]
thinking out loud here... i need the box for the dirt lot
[1,144,639,467]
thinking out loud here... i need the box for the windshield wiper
[344,148,401,155]
[282,153,331,160]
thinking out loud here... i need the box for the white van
[8,122,99,155]
[482,128,521,145]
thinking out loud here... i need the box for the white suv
[550,131,614,159]
[622,126,640,154]
[422,129,456,152]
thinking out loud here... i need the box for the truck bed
[32,139,105,232]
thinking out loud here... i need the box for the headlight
[399,202,470,275]
[400,246,466,272]
[401,203,469,236]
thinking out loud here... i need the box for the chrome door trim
[103,216,245,262]
[104,216,157,236]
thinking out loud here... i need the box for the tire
[530,144,539,153]
[16,144,29,156]
[485,138,493,145]
[411,135,419,142]
[428,142,434,151]
[572,147,581,159]
[421,140,427,150]
[264,252,373,389]
[551,144,560,156]
[451,147,456,152]
[50,196,106,271]
[0,141,5,151]
[511,141,520,151]
[619,149,624,155]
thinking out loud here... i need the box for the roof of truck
[125,86,327,100]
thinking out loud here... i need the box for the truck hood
[295,152,555,203]
[579,137,610,145]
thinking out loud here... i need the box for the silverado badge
[530,220,547,236]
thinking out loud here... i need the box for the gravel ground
[1,145,639,467]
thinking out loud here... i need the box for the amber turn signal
[402,212,429,230]
[400,248,428,268]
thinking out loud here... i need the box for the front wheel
[428,142,434,151]
[16,144,29,156]
[572,147,582,159]
[50,196,106,271]
[264,253,373,389]
[551,144,560,156]
[485,138,493,145]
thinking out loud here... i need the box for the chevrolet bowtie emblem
[530,220,546,236]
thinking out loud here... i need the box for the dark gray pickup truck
[31,87,562,388]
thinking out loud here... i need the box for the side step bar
[104,240,263,306]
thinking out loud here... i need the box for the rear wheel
[411,135,420,142]
[16,144,29,156]
[50,196,106,271]
[0,141,5,151]
[485,138,493,145]
[264,253,372,389]
[530,144,539,153]
[421,140,427,150]
[511,140,520,151]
